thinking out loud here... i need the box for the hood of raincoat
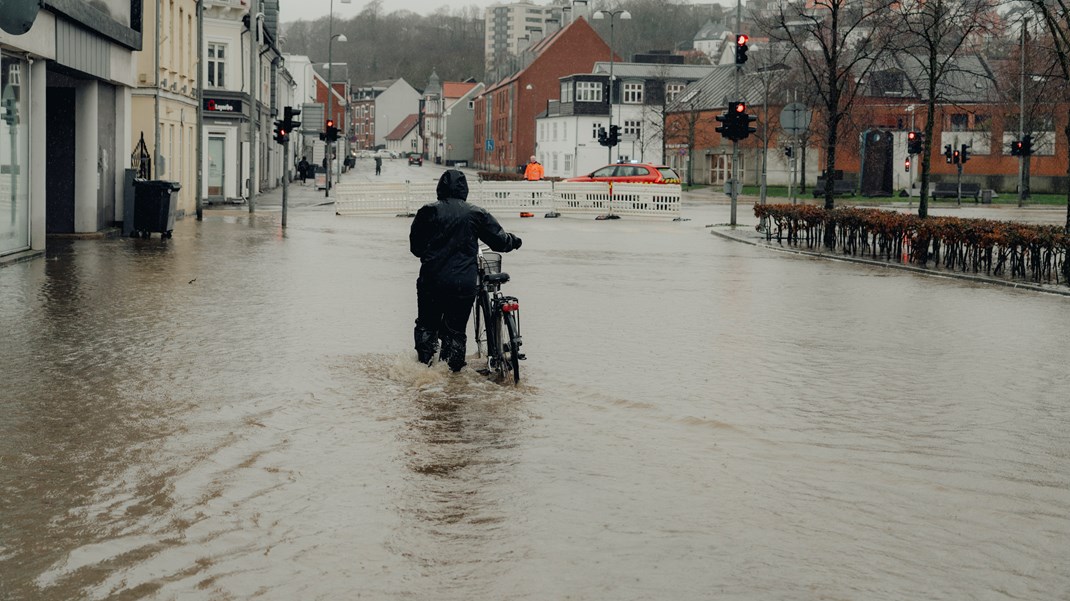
[436,169,469,201]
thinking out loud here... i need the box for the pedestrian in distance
[524,155,544,181]
[375,155,382,176]
[298,156,309,184]
[409,169,523,372]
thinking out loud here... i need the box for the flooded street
[2,195,1069,600]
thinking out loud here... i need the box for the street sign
[485,139,494,151]
[301,103,324,134]
[780,102,811,136]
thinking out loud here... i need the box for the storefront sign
[204,98,242,114]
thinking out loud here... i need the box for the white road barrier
[334,180,681,219]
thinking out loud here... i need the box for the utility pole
[154,0,161,180]
[196,0,204,220]
[248,0,259,213]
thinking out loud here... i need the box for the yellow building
[132,0,199,217]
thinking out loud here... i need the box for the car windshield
[657,167,680,180]
[591,166,617,177]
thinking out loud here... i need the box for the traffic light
[715,111,730,138]
[1,97,17,126]
[960,144,969,164]
[324,119,339,143]
[607,124,620,147]
[1021,135,1033,156]
[944,144,953,164]
[741,106,757,140]
[597,126,608,146]
[718,102,755,142]
[784,146,793,158]
[283,105,301,130]
[907,131,922,155]
[1010,140,1021,156]
[734,34,749,65]
[273,119,288,145]
[952,148,960,164]
[905,157,911,171]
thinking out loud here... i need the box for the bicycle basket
[479,252,502,274]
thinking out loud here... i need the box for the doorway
[45,87,76,234]
[861,130,893,197]
[207,136,225,198]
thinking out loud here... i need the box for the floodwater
[1,200,1069,601]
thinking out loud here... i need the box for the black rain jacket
[409,170,520,296]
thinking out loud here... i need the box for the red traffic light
[326,119,334,128]
[733,102,746,113]
[907,131,917,141]
[736,34,749,46]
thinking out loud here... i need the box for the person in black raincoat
[409,169,523,371]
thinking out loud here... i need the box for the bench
[932,182,980,201]
[812,179,856,197]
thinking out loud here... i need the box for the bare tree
[1029,0,1070,232]
[893,0,999,218]
[761,0,898,226]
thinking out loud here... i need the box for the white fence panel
[472,181,554,212]
[551,182,612,216]
[405,181,439,214]
[334,183,410,215]
[609,183,682,218]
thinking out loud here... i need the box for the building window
[623,120,641,137]
[207,43,225,87]
[666,83,686,103]
[552,152,558,171]
[552,122,558,141]
[949,113,969,132]
[623,82,643,104]
[560,81,572,103]
[576,81,602,102]
[592,122,602,139]
[563,153,572,173]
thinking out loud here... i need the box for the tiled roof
[384,114,419,141]
[443,82,478,99]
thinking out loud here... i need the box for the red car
[565,163,681,184]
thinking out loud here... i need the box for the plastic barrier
[334,180,681,219]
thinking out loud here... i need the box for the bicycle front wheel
[473,295,495,373]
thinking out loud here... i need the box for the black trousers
[414,283,475,371]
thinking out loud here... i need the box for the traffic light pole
[282,138,289,227]
[730,0,742,226]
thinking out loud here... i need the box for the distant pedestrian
[298,156,310,184]
[524,155,544,181]
[375,156,382,176]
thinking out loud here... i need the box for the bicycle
[473,246,524,384]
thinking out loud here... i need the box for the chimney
[529,27,544,44]
[572,0,589,22]
[561,6,572,27]
[545,17,560,35]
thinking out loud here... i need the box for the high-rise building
[484,2,556,81]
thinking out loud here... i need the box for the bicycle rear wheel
[473,295,494,373]
[502,311,521,384]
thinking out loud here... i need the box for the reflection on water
[1,205,1069,600]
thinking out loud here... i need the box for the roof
[694,19,730,41]
[590,61,718,81]
[443,81,479,99]
[384,114,419,141]
[890,53,996,102]
[667,64,779,112]
[483,17,585,92]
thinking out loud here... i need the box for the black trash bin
[132,179,180,239]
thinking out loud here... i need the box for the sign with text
[203,97,242,113]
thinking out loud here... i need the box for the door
[861,130,893,197]
[46,87,76,234]
[207,136,225,197]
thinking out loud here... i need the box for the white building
[420,71,483,166]
[0,0,141,259]
[536,61,716,178]
[200,0,284,203]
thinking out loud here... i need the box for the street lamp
[593,9,630,164]
[325,33,347,197]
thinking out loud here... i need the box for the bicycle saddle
[485,272,510,285]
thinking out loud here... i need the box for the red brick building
[472,17,614,173]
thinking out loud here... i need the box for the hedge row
[753,203,1070,286]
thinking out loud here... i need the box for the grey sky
[281,0,721,23]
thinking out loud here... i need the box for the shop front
[1,53,30,256]
[202,94,244,202]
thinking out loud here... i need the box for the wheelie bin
[132,180,181,239]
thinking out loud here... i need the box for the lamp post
[593,9,630,164]
[326,33,347,197]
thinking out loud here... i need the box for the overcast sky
[281,0,720,23]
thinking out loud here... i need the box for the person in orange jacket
[524,155,544,181]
